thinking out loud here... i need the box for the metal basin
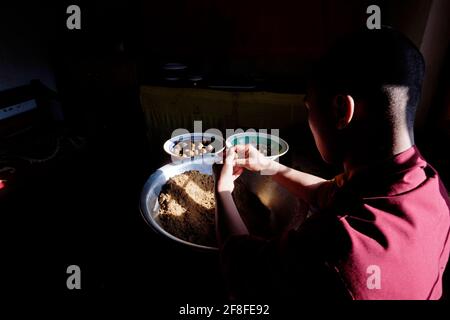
[140,158,309,251]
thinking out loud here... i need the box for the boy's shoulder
[317,146,446,208]
[309,146,450,299]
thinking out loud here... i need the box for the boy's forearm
[269,161,327,205]
[215,190,249,246]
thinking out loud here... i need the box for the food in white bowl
[172,140,216,158]
[164,133,225,160]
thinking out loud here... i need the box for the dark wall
[135,0,374,87]
[0,3,57,91]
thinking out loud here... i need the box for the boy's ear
[333,94,355,130]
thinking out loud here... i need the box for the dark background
[0,0,449,306]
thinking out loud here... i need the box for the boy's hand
[216,147,244,193]
[234,144,275,172]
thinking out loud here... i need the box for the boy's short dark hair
[312,27,425,130]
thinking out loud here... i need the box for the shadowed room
[0,0,449,305]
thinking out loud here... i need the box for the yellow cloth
[140,86,307,148]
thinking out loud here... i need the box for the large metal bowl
[140,158,309,251]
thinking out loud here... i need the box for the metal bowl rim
[140,159,219,251]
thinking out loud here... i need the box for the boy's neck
[343,131,414,177]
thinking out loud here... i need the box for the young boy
[214,28,450,300]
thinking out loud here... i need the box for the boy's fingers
[235,144,252,157]
[234,144,249,153]
[233,166,244,178]
[224,147,236,167]
[235,145,250,160]
[234,158,250,167]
